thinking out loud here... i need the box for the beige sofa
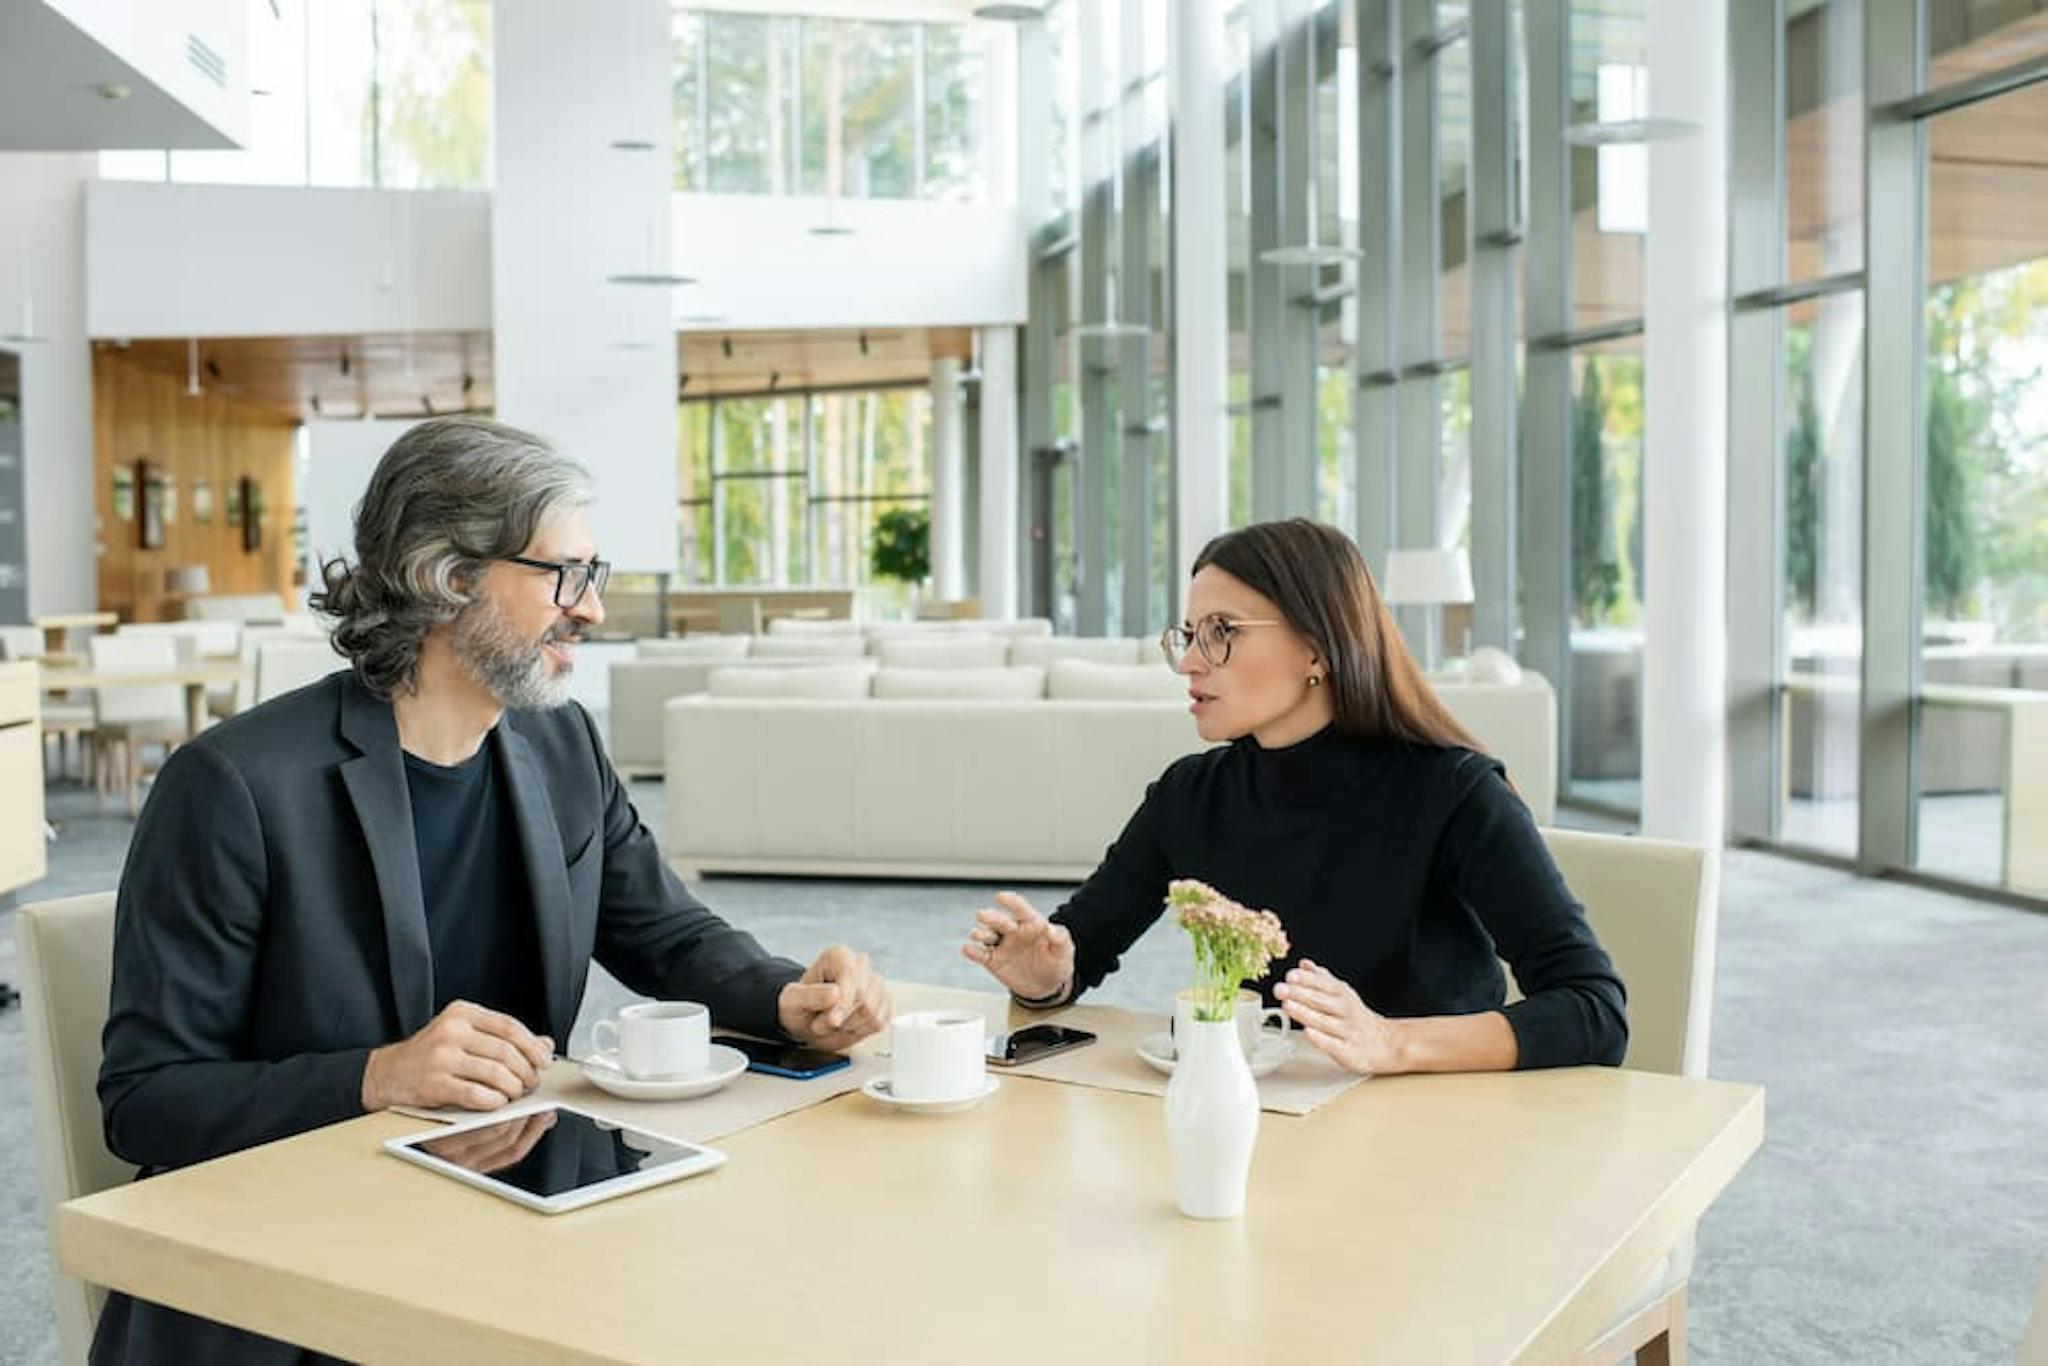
[661,664,1557,880]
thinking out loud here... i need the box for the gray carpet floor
[2,777,2044,1363]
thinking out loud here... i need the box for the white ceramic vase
[1163,1017,1261,1219]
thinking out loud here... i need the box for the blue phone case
[746,1055,851,1080]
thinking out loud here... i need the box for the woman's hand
[1275,959,1403,1076]
[960,892,1075,1003]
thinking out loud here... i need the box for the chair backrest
[117,620,240,659]
[86,633,184,727]
[0,624,44,661]
[1537,828,1719,1079]
[255,637,341,705]
[716,598,763,635]
[2021,1261,2048,1366]
[16,892,131,1365]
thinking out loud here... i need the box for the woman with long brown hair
[958,518,1626,1074]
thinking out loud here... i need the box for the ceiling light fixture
[95,83,132,101]
[1070,273,1150,339]
[972,1,1048,19]
[185,338,201,397]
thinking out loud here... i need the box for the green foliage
[1924,358,1978,619]
[1571,359,1621,625]
[1785,326,1823,620]
[871,505,931,584]
[373,0,491,189]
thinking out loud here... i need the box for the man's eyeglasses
[1159,614,1283,669]
[505,555,612,610]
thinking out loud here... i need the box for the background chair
[85,635,186,815]
[16,891,131,1366]
[254,637,342,706]
[1,625,95,781]
[1540,828,1720,1365]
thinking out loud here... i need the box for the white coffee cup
[1172,988,1289,1059]
[591,1001,710,1080]
[889,1009,987,1102]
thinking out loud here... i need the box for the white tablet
[384,1102,726,1214]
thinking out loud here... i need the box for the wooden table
[56,987,1764,1364]
[37,661,249,738]
[31,612,119,666]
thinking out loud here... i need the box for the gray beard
[450,598,576,710]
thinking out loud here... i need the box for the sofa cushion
[750,635,869,660]
[876,635,1010,669]
[765,617,862,636]
[872,666,1046,700]
[1009,635,1155,668]
[637,635,751,661]
[707,664,874,699]
[1046,658,1188,702]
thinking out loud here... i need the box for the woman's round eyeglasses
[1159,614,1283,669]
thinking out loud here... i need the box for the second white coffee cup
[1172,988,1289,1058]
[889,1009,987,1102]
[592,1001,710,1079]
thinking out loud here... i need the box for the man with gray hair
[92,417,889,1365]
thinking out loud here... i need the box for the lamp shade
[165,564,212,596]
[1380,549,1473,606]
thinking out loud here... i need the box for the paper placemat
[389,1047,882,1143]
[878,984,1366,1117]
[1012,1001,1368,1116]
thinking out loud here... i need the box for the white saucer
[581,1043,748,1101]
[861,1074,1000,1114]
[1136,1031,1295,1079]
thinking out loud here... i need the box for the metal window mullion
[1394,0,1438,657]
[1467,0,1515,654]
[1352,0,1397,574]
[1246,0,1289,521]
[1018,21,1055,614]
[1076,4,1114,634]
[1518,0,1572,797]
[1275,0,1318,519]
[1727,0,1788,842]
[1858,0,1924,874]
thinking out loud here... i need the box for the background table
[56,985,1764,1364]
[38,661,249,738]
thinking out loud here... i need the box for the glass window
[1567,340,1645,810]
[1925,0,2048,90]
[808,389,932,615]
[702,13,791,194]
[674,10,705,191]
[1439,366,1473,558]
[1567,0,1647,330]
[1048,0,1079,216]
[923,23,983,201]
[308,0,377,186]
[373,0,492,190]
[678,401,713,584]
[1437,32,1472,361]
[1779,295,1865,857]
[171,0,311,186]
[1783,0,1862,281]
[1316,308,1354,528]
[1915,82,2048,890]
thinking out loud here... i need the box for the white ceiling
[0,0,239,151]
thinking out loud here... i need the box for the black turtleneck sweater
[1049,726,1628,1070]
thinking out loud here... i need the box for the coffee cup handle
[592,1019,619,1057]
[1259,1006,1290,1035]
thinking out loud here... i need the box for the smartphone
[986,1024,1098,1068]
[712,1034,852,1080]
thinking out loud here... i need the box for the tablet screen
[400,1106,710,1201]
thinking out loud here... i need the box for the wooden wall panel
[93,350,299,622]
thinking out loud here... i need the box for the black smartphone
[986,1023,1097,1067]
[712,1034,852,1080]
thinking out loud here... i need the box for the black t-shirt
[403,738,549,1036]
[1049,724,1629,1070]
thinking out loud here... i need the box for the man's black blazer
[91,670,804,1364]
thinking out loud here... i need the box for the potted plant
[869,505,931,611]
[1163,879,1290,1219]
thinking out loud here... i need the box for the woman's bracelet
[1011,975,1076,1010]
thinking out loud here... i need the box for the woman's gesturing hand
[960,891,1075,1003]
[1275,959,1402,1075]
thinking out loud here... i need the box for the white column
[977,325,1019,620]
[1170,0,1229,569]
[1641,0,1730,846]
[0,154,95,615]
[930,356,965,600]
[491,0,677,575]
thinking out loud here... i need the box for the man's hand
[777,946,890,1051]
[360,1001,553,1112]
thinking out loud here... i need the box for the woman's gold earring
[1307,675,1321,688]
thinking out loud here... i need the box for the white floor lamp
[1382,548,1474,675]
